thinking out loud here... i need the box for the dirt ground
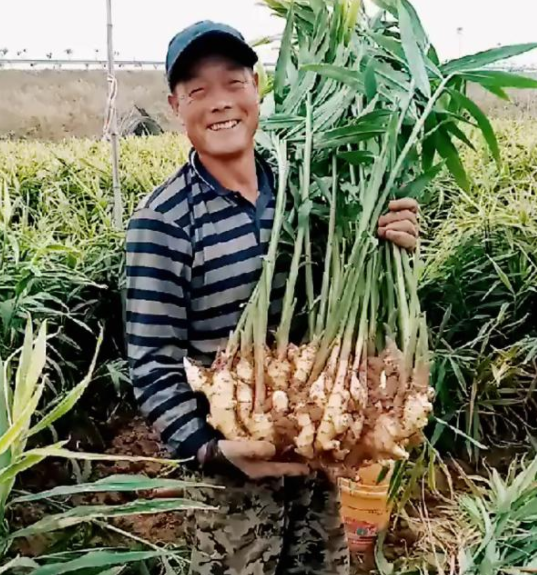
[91,416,186,546]
[10,413,439,573]
[9,416,185,556]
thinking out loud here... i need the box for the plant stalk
[315,154,338,336]
[254,138,289,411]
[276,97,314,357]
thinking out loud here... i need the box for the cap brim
[168,31,258,89]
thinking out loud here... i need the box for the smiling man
[125,21,419,575]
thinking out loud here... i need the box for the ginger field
[0,118,536,573]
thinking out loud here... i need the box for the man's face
[169,55,260,160]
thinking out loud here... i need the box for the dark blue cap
[165,21,258,90]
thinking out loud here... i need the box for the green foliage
[0,324,202,571]
[421,122,537,457]
[0,319,101,520]
[458,457,537,574]
[0,135,189,394]
[256,0,537,456]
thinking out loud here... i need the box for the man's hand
[200,439,309,480]
[378,198,419,251]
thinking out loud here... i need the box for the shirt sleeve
[125,207,218,463]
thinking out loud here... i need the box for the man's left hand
[378,198,419,251]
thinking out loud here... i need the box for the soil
[9,413,186,556]
[89,416,185,545]
[11,410,422,571]
[8,406,486,573]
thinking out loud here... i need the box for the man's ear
[253,71,260,102]
[168,92,180,117]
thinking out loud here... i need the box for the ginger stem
[253,137,290,411]
[276,95,314,357]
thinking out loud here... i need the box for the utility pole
[106,0,123,229]
[456,27,464,58]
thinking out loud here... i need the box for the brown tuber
[185,337,434,476]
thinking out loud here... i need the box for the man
[126,21,419,575]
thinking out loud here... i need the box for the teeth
[209,120,239,131]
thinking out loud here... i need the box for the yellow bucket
[339,464,393,553]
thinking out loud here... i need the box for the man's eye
[189,88,204,97]
[230,79,244,86]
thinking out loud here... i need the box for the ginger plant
[184,0,537,474]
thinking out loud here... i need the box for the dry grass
[1,70,537,141]
[0,69,178,140]
[467,82,537,119]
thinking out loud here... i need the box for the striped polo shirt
[125,149,285,462]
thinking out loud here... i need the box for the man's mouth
[208,120,240,132]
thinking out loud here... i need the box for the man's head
[166,22,260,160]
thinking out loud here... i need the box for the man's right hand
[199,439,309,480]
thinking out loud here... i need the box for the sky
[2,0,537,66]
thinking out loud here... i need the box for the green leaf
[398,0,430,97]
[370,0,397,17]
[489,468,509,512]
[273,3,295,102]
[255,59,272,100]
[0,383,44,457]
[282,68,321,116]
[25,446,180,466]
[0,449,50,485]
[422,132,436,172]
[370,32,406,64]
[399,0,429,51]
[395,163,444,200]
[316,110,391,148]
[488,256,514,293]
[0,361,10,470]
[30,551,170,575]
[375,530,394,575]
[482,84,510,101]
[308,0,324,14]
[374,60,411,95]
[22,320,47,407]
[316,129,385,149]
[462,70,537,89]
[342,0,361,44]
[10,474,216,504]
[337,150,376,166]
[450,90,500,165]
[29,330,103,437]
[301,63,364,91]
[434,128,470,191]
[260,114,304,132]
[297,199,313,227]
[432,417,488,450]
[12,318,35,418]
[364,58,378,101]
[94,567,126,575]
[0,556,40,574]
[428,44,440,66]
[510,457,537,503]
[442,43,537,74]
[444,122,476,151]
[11,498,214,538]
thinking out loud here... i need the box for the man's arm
[127,207,309,480]
[126,207,218,463]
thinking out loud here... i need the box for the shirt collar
[188,148,274,199]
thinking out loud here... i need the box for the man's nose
[209,87,233,113]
